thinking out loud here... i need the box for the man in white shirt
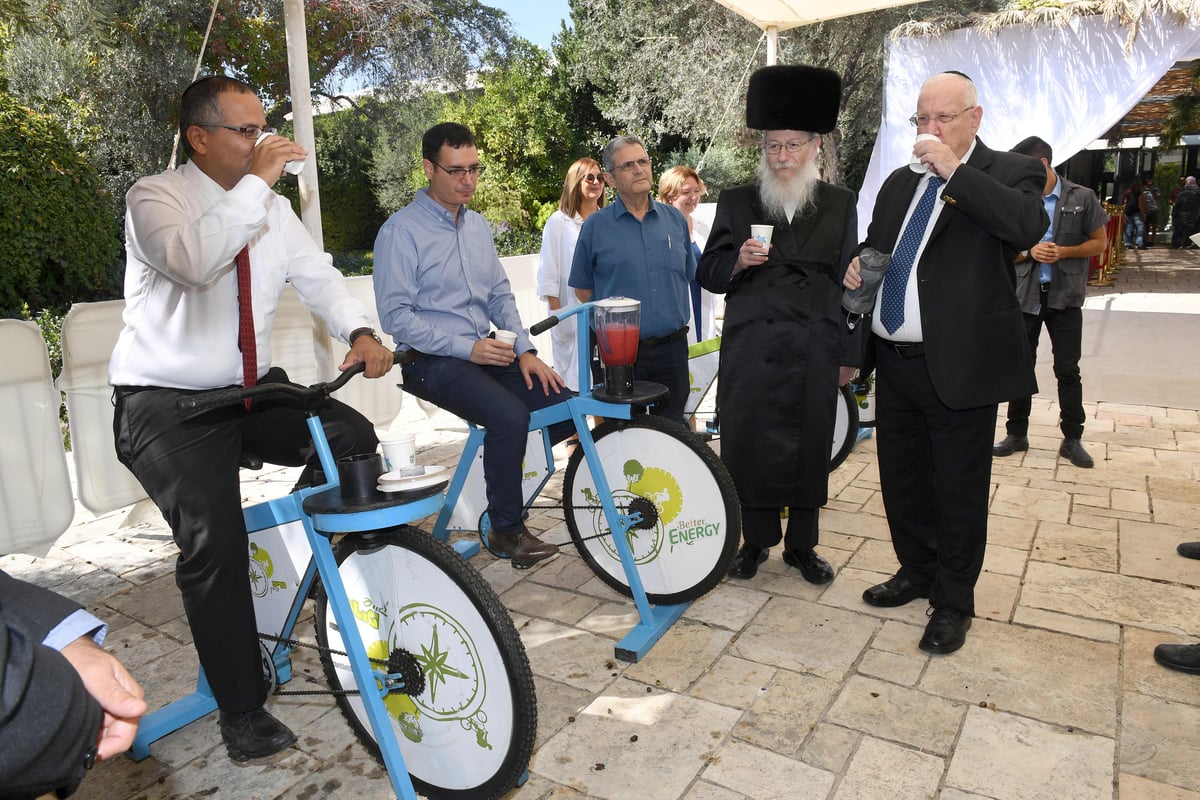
[109,76,393,762]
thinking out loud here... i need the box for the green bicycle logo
[354,598,492,751]
[579,458,686,564]
[247,542,288,598]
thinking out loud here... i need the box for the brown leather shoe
[488,528,559,569]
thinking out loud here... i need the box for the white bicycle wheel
[563,415,739,605]
[315,526,535,800]
[830,383,859,471]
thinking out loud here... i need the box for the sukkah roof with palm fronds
[890,1,1200,142]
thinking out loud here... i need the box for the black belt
[400,349,422,365]
[881,340,924,358]
[1039,283,1050,293]
[639,327,688,347]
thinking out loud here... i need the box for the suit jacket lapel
[927,137,990,241]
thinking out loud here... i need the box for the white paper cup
[909,133,940,174]
[255,130,305,175]
[750,225,773,253]
[494,329,518,348]
[380,434,416,472]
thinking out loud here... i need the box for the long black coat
[698,182,858,508]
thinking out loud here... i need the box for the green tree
[445,39,578,230]
[559,0,1000,191]
[0,91,121,316]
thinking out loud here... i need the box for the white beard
[757,154,821,222]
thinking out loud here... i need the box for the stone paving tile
[520,618,627,693]
[689,654,775,709]
[730,596,877,680]
[799,722,860,774]
[502,580,603,626]
[919,618,1119,736]
[683,582,769,631]
[1032,520,1118,572]
[1119,773,1200,800]
[1011,606,1121,643]
[1120,519,1200,586]
[731,667,840,757]
[700,739,834,800]
[832,736,944,800]
[1022,560,1200,635]
[1120,692,1200,794]
[532,678,741,800]
[945,707,1114,800]
[622,619,733,692]
[825,674,966,755]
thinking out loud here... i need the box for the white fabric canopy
[712,0,928,29]
[857,10,1200,240]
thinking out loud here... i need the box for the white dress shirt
[872,139,978,343]
[109,161,371,389]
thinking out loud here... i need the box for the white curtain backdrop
[857,11,1200,240]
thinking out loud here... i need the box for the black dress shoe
[1059,438,1094,468]
[219,707,297,762]
[728,545,767,579]
[992,435,1029,457]
[1154,643,1200,674]
[1177,541,1200,560]
[782,548,834,584]
[919,607,972,655]
[488,528,559,569]
[862,575,930,608]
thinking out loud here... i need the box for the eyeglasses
[582,173,602,184]
[202,124,278,139]
[763,136,816,154]
[612,158,652,173]
[431,161,486,179]
[908,106,976,128]
[677,188,704,197]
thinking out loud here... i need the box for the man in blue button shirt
[569,135,697,424]
[374,122,565,568]
[992,136,1108,469]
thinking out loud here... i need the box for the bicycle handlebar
[529,315,559,336]
[175,352,402,419]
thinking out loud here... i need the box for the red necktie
[236,246,256,408]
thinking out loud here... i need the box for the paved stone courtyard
[5,249,1200,799]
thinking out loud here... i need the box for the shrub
[0,91,121,317]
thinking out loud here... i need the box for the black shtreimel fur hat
[746,65,841,134]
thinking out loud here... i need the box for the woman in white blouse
[537,157,606,390]
[658,165,714,343]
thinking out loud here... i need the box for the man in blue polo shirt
[569,135,696,424]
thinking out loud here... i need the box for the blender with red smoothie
[594,297,641,397]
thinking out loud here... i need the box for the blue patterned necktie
[879,175,945,334]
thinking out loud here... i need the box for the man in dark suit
[845,71,1047,654]
[698,64,859,585]
[0,570,146,798]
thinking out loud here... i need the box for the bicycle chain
[542,498,660,544]
[258,633,422,698]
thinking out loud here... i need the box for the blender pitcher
[594,297,641,397]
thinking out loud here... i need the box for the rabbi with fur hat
[697,64,860,586]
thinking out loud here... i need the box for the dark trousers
[741,506,818,552]
[874,342,995,616]
[112,370,377,712]
[1005,302,1084,439]
[400,355,573,533]
[590,334,690,425]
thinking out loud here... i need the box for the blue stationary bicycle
[128,358,535,800]
[431,300,741,661]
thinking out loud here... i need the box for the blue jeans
[400,355,573,533]
[1124,212,1145,248]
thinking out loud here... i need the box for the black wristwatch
[349,327,382,346]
